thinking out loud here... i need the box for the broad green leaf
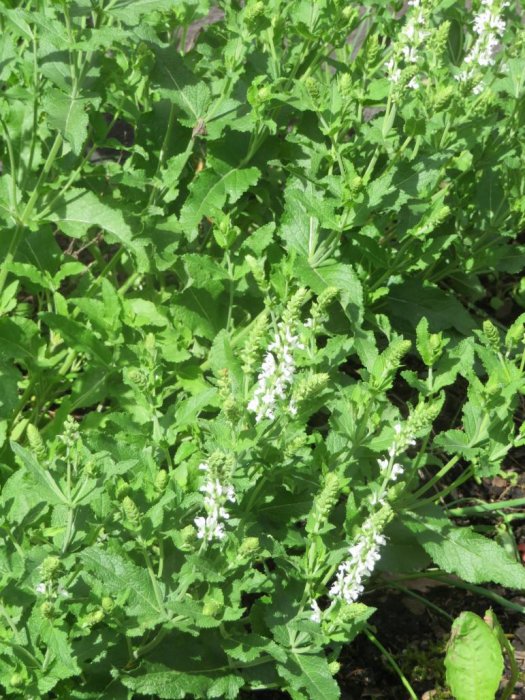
[120,663,224,699]
[295,259,363,324]
[277,653,340,700]
[81,547,165,626]
[404,507,525,588]
[10,442,68,506]
[49,188,148,271]
[43,89,89,155]
[445,612,504,700]
[179,165,260,240]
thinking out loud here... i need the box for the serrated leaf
[277,653,340,700]
[179,165,260,240]
[404,507,525,589]
[10,442,68,506]
[81,548,165,626]
[295,259,363,324]
[49,188,148,271]
[43,89,89,155]
[121,668,208,699]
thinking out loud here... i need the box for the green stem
[446,497,525,517]
[365,627,418,700]
[410,454,461,501]
[141,544,166,617]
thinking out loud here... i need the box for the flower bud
[154,469,169,493]
[239,537,260,557]
[122,496,141,526]
[40,601,55,618]
[101,597,115,614]
[27,424,46,461]
[328,660,341,675]
[482,320,500,351]
[202,598,222,617]
[41,556,61,581]
[10,673,24,688]
[82,609,104,628]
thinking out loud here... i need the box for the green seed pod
[122,496,141,526]
[294,373,330,404]
[339,602,370,622]
[239,536,260,557]
[241,311,269,376]
[406,394,444,438]
[127,368,148,389]
[304,75,321,102]
[41,556,61,581]
[338,72,352,100]
[307,472,340,534]
[482,320,500,351]
[429,20,450,59]
[83,609,104,628]
[282,287,310,327]
[328,660,341,675]
[284,432,308,458]
[433,85,454,111]
[348,175,363,198]
[244,0,265,29]
[311,287,339,324]
[27,424,46,461]
[40,601,54,619]
[202,598,222,617]
[383,338,412,375]
[180,524,197,545]
[101,596,115,614]
[115,478,131,500]
[155,469,169,493]
[365,33,380,65]
[370,503,394,532]
[245,254,268,291]
[10,673,24,688]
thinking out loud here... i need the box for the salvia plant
[0,1,524,698]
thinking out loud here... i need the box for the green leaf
[445,612,504,700]
[277,653,340,700]
[43,89,88,155]
[10,442,68,506]
[121,666,207,699]
[179,165,260,240]
[49,188,148,271]
[295,259,363,324]
[404,507,525,589]
[81,547,165,626]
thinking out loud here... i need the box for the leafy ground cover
[0,1,525,698]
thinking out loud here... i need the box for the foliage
[0,0,524,698]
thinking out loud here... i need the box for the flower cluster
[371,423,416,507]
[247,322,304,422]
[385,0,430,90]
[456,0,509,93]
[194,462,236,542]
[328,516,387,605]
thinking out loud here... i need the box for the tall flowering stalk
[311,424,416,620]
[385,0,430,90]
[247,289,309,423]
[328,517,387,604]
[194,462,236,542]
[456,0,509,93]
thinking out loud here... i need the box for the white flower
[310,600,322,623]
[195,471,236,543]
[248,322,304,423]
[35,583,46,595]
[457,0,508,91]
[329,517,386,605]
